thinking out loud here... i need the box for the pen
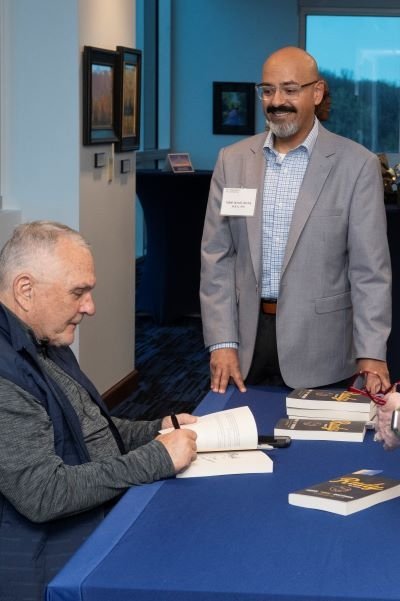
[170,413,180,429]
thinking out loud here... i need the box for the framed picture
[115,46,142,152]
[94,152,106,168]
[120,158,132,174]
[83,46,118,145]
[213,82,255,135]
[167,153,194,173]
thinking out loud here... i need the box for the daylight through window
[306,15,400,153]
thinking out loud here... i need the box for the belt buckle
[261,299,277,315]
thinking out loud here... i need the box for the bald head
[262,46,320,84]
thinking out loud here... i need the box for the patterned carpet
[111,314,210,421]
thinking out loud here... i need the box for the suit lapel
[281,126,336,276]
[243,134,267,284]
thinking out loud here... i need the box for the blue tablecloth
[47,386,400,601]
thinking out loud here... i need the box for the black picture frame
[115,46,142,152]
[120,158,131,174]
[83,46,119,145]
[94,152,106,168]
[213,81,255,136]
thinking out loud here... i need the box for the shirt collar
[264,117,319,157]
[0,301,47,353]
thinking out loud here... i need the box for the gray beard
[267,118,300,139]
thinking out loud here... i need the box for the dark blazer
[0,305,115,601]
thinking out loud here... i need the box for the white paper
[220,188,257,216]
[177,450,273,478]
[161,406,258,452]
[161,406,273,478]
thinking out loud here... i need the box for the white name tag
[220,187,257,216]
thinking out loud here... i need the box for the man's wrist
[209,342,238,353]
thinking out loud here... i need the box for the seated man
[0,221,197,601]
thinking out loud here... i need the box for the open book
[160,406,273,478]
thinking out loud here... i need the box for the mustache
[267,105,297,114]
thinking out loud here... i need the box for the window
[135,0,171,164]
[300,3,400,154]
[135,0,171,259]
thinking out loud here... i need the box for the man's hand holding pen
[157,413,198,472]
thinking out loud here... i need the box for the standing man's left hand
[357,358,391,394]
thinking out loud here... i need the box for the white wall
[171,0,298,170]
[0,0,136,394]
[0,0,81,347]
[78,0,136,393]
[1,0,80,224]
[0,210,22,248]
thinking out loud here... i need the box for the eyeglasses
[348,371,398,406]
[255,80,319,100]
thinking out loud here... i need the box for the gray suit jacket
[200,124,392,388]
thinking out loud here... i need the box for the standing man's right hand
[210,348,246,394]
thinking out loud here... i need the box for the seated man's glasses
[255,80,319,100]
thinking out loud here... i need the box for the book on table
[286,388,373,417]
[286,407,373,425]
[160,406,273,478]
[274,417,366,442]
[289,469,400,515]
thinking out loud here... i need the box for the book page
[177,450,273,478]
[161,406,258,452]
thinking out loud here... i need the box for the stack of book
[273,388,373,442]
[274,416,366,442]
[285,388,374,425]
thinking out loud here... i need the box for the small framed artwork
[213,82,255,136]
[94,152,106,168]
[83,46,119,145]
[120,158,131,174]
[167,153,194,173]
[115,46,142,152]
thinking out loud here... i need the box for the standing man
[0,221,197,601]
[200,46,391,394]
